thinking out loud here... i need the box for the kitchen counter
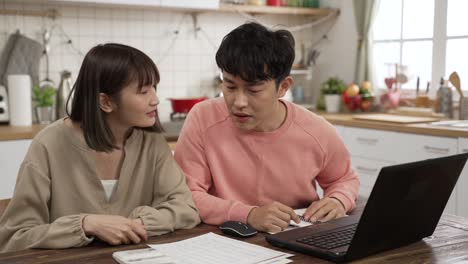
[320,113,468,138]
[0,122,182,141]
[2,113,468,141]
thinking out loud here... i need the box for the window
[446,0,468,90]
[372,0,464,92]
[372,0,434,91]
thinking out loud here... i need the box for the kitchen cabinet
[458,138,468,218]
[343,127,399,163]
[351,156,394,197]
[0,140,31,199]
[339,126,463,216]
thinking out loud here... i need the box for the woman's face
[109,81,160,129]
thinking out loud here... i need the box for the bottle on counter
[435,78,453,118]
[56,70,73,120]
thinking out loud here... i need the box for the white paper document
[289,208,314,228]
[112,248,176,264]
[149,232,293,264]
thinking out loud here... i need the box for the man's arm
[174,106,255,225]
[303,125,359,221]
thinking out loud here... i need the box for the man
[174,22,359,233]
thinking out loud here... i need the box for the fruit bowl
[342,92,374,112]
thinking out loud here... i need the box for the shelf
[290,69,310,75]
[33,1,336,18]
[219,4,336,16]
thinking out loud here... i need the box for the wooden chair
[0,199,11,217]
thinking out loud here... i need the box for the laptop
[266,152,468,263]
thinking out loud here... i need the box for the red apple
[346,95,361,111]
[360,100,372,111]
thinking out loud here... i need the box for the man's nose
[233,90,248,108]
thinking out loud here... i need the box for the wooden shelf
[290,69,310,75]
[218,4,337,16]
[33,1,336,18]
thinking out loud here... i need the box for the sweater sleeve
[128,141,200,236]
[315,126,360,212]
[0,162,93,253]
[174,107,256,225]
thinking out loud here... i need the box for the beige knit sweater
[0,119,200,252]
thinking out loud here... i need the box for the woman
[0,43,200,252]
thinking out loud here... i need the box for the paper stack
[149,232,293,264]
[113,233,293,264]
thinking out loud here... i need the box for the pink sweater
[174,98,359,225]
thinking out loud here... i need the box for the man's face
[221,71,291,132]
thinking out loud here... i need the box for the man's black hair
[216,22,295,86]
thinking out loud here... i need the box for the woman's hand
[82,215,148,245]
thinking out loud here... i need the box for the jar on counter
[248,0,266,5]
[267,0,282,6]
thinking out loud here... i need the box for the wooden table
[1,201,468,263]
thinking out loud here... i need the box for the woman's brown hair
[67,43,163,152]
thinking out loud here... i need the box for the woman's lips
[146,110,156,117]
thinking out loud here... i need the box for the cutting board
[352,114,441,124]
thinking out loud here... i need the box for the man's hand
[303,197,346,222]
[82,215,148,245]
[247,202,300,233]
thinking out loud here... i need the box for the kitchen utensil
[168,97,207,113]
[416,76,420,95]
[0,85,9,122]
[56,70,73,119]
[436,83,453,118]
[449,71,463,98]
[396,73,408,84]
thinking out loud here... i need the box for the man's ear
[99,93,115,113]
[277,76,294,98]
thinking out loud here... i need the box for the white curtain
[353,0,381,84]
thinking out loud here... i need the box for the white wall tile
[1,2,319,121]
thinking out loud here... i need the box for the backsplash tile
[0,0,312,121]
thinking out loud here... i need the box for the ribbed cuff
[327,192,355,212]
[227,203,257,223]
[79,214,95,243]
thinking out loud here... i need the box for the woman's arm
[0,163,93,253]
[128,142,200,236]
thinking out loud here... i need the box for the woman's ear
[277,76,294,98]
[99,93,115,113]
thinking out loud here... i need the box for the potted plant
[32,85,56,124]
[320,77,346,113]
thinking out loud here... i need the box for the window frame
[372,0,456,95]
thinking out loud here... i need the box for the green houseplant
[319,77,346,113]
[320,77,346,95]
[32,85,56,124]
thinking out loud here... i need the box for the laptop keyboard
[296,224,358,250]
